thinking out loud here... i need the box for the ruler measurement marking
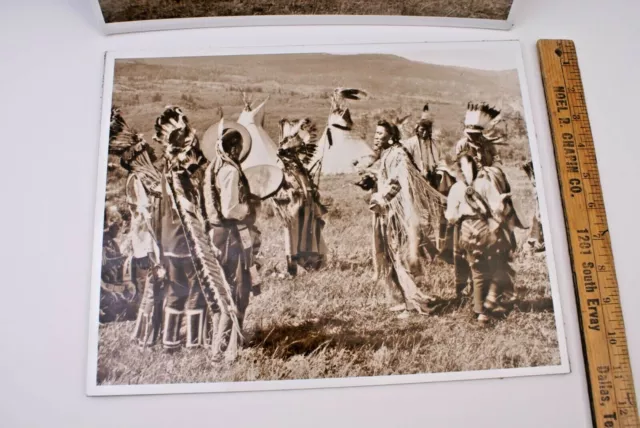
[538,40,639,428]
[558,42,621,425]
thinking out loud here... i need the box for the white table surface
[1,0,638,426]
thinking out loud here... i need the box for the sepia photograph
[98,0,515,22]
[94,0,517,33]
[87,41,568,396]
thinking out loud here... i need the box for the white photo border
[90,0,519,35]
[86,40,570,397]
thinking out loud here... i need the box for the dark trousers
[161,256,205,349]
[493,255,515,299]
[458,254,507,314]
[469,259,491,314]
[453,223,471,295]
[133,272,165,346]
[455,253,471,296]
[164,256,203,311]
[131,256,151,300]
[209,224,252,359]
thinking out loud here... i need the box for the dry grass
[99,172,560,386]
[96,54,561,387]
[99,0,514,23]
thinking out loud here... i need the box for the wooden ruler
[537,39,639,428]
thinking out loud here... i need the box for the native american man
[401,104,442,186]
[99,205,137,323]
[101,205,127,286]
[400,104,455,253]
[153,106,210,350]
[444,171,514,324]
[367,120,444,319]
[123,156,161,301]
[448,103,523,320]
[103,108,162,326]
[454,103,505,177]
[273,118,328,276]
[201,121,260,362]
[106,107,165,343]
[109,108,162,297]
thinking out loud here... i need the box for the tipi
[236,94,281,171]
[309,88,374,175]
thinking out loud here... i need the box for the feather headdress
[464,102,501,133]
[108,107,161,195]
[330,88,367,113]
[327,88,368,134]
[108,107,146,155]
[154,106,198,151]
[334,87,368,101]
[420,103,434,123]
[278,118,319,166]
[153,106,203,173]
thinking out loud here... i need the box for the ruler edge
[536,39,599,428]
[536,39,639,426]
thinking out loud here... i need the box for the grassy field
[110,54,526,162]
[97,53,561,386]
[99,0,514,23]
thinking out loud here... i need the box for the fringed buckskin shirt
[401,135,441,177]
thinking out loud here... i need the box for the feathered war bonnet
[464,102,501,135]
[108,106,157,170]
[328,88,368,132]
[278,118,318,147]
[153,105,199,160]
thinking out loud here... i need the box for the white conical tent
[236,97,281,170]
[310,109,374,175]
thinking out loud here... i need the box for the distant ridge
[117,52,520,102]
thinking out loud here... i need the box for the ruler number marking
[539,40,639,427]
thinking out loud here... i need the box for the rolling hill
[112,52,525,150]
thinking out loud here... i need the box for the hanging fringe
[167,171,244,352]
[385,152,446,266]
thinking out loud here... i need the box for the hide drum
[243,165,284,200]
